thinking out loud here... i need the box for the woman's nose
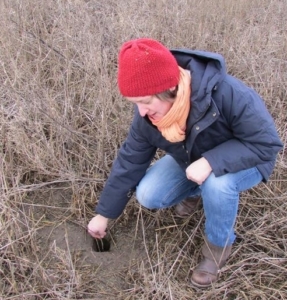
[137,104,148,117]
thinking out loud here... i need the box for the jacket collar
[171,49,226,123]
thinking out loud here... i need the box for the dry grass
[0,0,286,299]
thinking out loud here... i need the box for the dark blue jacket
[96,49,283,219]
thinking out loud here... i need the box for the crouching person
[88,38,282,287]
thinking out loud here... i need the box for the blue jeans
[136,155,263,247]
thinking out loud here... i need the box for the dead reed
[0,0,286,299]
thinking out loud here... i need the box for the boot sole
[174,212,192,218]
[190,278,213,288]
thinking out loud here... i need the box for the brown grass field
[0,0,286,299]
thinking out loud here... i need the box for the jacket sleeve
[95,115,157,219]
[202,76,283,178]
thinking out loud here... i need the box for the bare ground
[20,186,149,299]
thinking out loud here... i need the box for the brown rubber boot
[190,239,232,288]
[174,196,201,218]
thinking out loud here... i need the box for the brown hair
[155,85,178,102]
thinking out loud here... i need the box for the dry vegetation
[0,0,286,299]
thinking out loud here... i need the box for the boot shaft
[202,239,232,268]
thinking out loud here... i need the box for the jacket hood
[171,49,227,120]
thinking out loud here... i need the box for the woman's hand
[87,214,108,239]
[186,157,212,185]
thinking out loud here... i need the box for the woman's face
[126,95,173,121]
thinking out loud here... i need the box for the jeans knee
[201,173,239,204]
[136,184,160,209]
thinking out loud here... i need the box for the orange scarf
[150,67,191,142]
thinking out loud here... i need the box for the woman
[88,38,282,287]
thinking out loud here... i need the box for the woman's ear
[169,86,177,92]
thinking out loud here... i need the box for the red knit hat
[118,38,180,97]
